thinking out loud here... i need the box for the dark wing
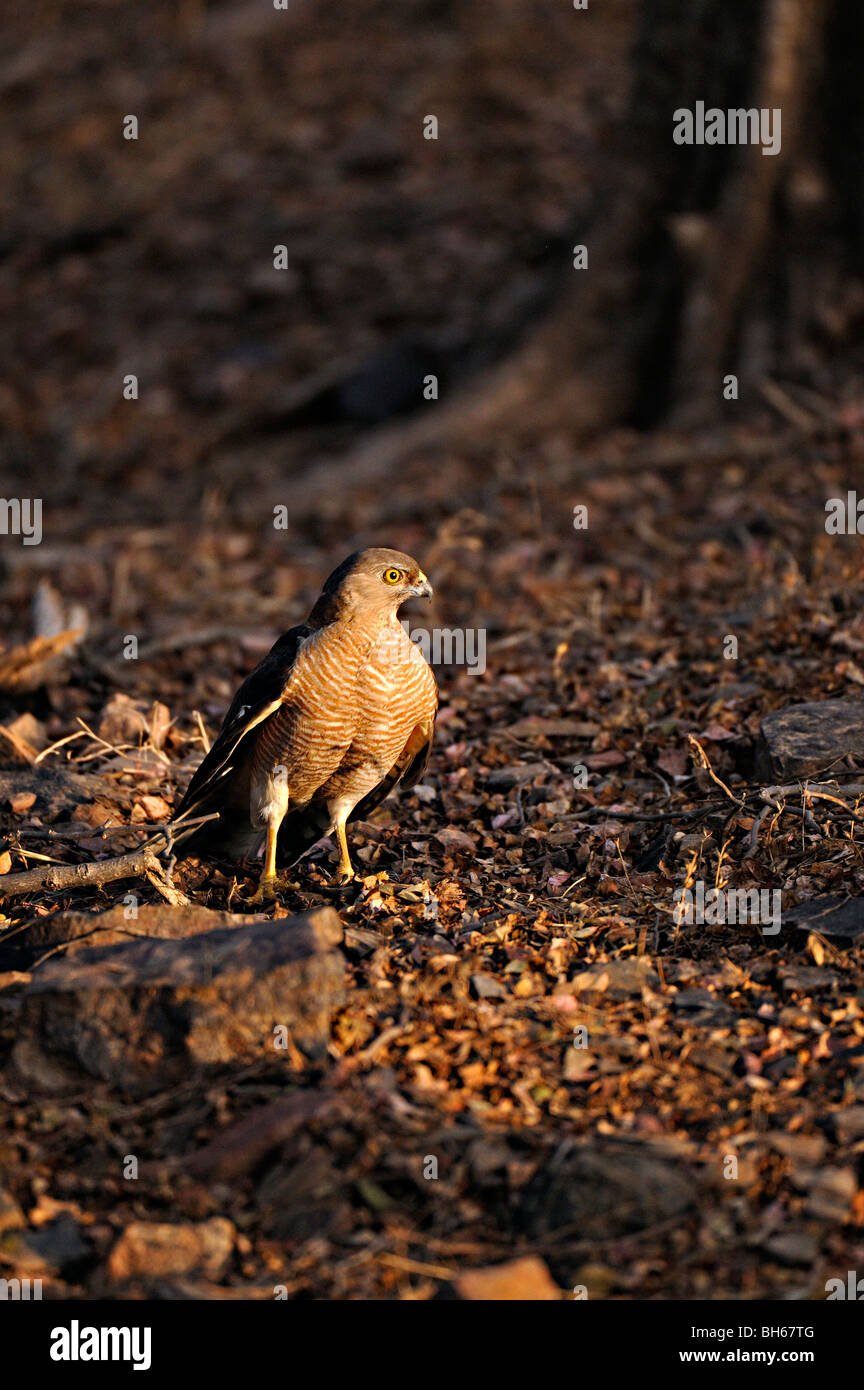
[168,624,310,859]
[276,712,436,868]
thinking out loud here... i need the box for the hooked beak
[411,574,433,600]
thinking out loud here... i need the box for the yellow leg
[248,823,279,903]
[334,820,354,884]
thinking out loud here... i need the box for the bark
[338,0,842,468]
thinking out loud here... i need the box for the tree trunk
[346,0,856,477]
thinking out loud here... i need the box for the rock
[97,693,151,747]
[768,1132,827,1164]
[7,1036,81,1094]
[786,896,864,940]
[687,1043,736,1078]
[830,1106,864,1144]
[571,958,658,997]
[0,1189,25,1236]
[107,1218,234,1284]
[0,1214,89,1276]
[0,713,47,764]
[779,965,838,993]
[756,697,864,780]
[518,1142,695,1241]
[761,1231,818,1266]
[572,1262,620,1297]
[801,1168,856,1221]
[432,826,477,856]
[563,1047,596,1081]
[257,1147,349,1241]
[0,768,124,820]
[444,1256,561,1301]
[470,972,506,1000]
[16,908,344,1091]
[178,1091,339,1182]
[0,901,278,973]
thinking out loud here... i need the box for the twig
[145,863,192,907]
[33,730,88,763]
[558,801,727,826]
[193,709,212,754]
[0,839,170,899]
[9,811,216,842]
[758,379,818,432]
[0,813,217,900]
[687,735,745,807]
[744,804,773,859]
[376,1253,454,1281]
[760,781,864,800]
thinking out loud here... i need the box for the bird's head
[318,548,433,621]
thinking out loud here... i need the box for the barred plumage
[170,548,437,898]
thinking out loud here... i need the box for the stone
[16,909,344,1091]
[801,1168,856,1221]
[571,957,658,997]
[761,1231,818,1266]
[0,768,116,820]
[756,697,864,780]
[0,1189,25,1236]
[0,1214,89,1276]
[470,973,506,1000]
[779,965,838,993]
[518,1142,695,1241]
[830,1106,864,1144]
[446,1256,561,1300]
[257,1147,349,1241]
[786,896,864,940]
[0,901,277,972]
[107,1218,234,1284]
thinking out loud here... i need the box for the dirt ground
[3,0,864,1301]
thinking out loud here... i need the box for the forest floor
[3,0,864,1300]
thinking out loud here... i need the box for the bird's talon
[247,875,278,905]
[248,873,302,905]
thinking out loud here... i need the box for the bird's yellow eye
[383,568,403,585]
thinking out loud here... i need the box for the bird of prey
[169,549,437,900]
